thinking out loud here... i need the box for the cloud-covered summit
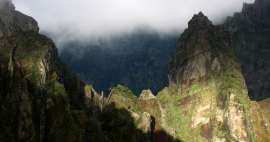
[13,0,254,44]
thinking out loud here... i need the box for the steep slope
[1,1,269,142]
[162,12,270,142]
[0,1,88,141]
[224,0,270,100]
[97,12,270,142]
[0,1,178,142]
[100,85,181,142]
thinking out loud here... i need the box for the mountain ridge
[0,0,269,142]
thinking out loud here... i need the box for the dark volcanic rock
[0,1,87,141]
[169,12,230,86]
[0,0,38,36]
[224,0,270,100]
[188,12,213,31]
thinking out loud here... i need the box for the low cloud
[13,0,254,44]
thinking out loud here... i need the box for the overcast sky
[13,0,254,44]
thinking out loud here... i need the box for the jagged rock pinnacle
[0,0,14,10]
[188,12,213,30]
[0,0,39,36]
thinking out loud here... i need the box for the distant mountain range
[60,0,270,100]
[60,32,177,95]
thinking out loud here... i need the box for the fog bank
[13,0,254,44]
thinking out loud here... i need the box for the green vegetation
[111,84,136,100]
[157,86,208,142]
[28,63,41,85]
[15,32,50,61]
[46,80,67,96]
[45,73,67,96]
[1,5,268,141]
[45,74,86,142]
[217,55,256,141]
[84,84,93,94]
[110,85,140,112]
[157,52,256,141]
[188,84,202,96]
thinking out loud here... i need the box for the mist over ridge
[12,0,254,45]
[10,0,256,94]
[60,30,178,94]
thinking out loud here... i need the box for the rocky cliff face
[0,1,87,141]
[165,12,270,142]
[0,0,38,36]
[98,12,270,142]
[0,1,177,142]
[1,1,269,142]
[224,0,270,100]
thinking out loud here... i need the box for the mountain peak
[0,0,14,11]
[0,0,39,36]
[188,12,213,30]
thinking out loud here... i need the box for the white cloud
[12,0,254,43]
